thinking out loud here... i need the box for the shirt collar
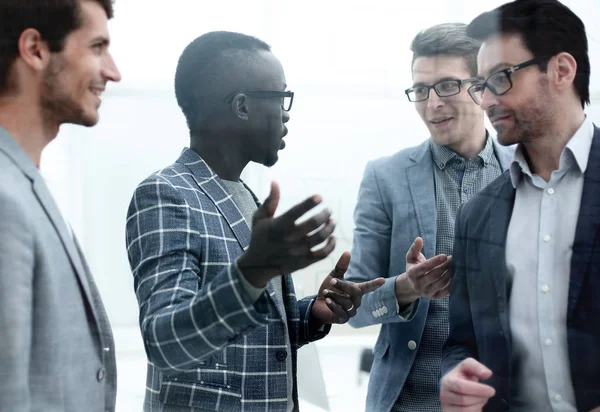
[509,115,594,188]
[430,130,495,170]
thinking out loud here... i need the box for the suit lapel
[568,126,600,319]
[406,142,437,257]
[179,150,281,302]
[179,149,252,251]
[487,176,516,337]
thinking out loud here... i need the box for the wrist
[395,273,420,307]
[237,254,270,288]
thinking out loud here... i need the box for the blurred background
[40,0,600,410]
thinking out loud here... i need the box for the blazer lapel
[486,175,516,337]
[568,126,600,319]
[179,149,252,251]
[405,141,437,258]
[179,149,283,307]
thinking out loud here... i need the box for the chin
[72,110,99,127]
[430,131,457,147]
[262,152,279,167]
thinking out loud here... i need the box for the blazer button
[408,340,417,350]
[276,350,288,361]
[97,367,106,382]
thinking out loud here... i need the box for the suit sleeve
[346,161,420,328]
[126,176,271,372]
[441,204,479,377]
[0,190,34,411]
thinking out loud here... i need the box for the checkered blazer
[125,148,326,412]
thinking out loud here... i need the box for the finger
[458,358,494,381]
[308,236,336,261]
[252,181,280,223]
[323,289,354,312]
[329,251,351,279]
[442,390,490,408]
[409,254,449,281]
[325,297,349,323]
[276,194,323,227]
[284,208,333,243]
[405,237,424,262]
[423,268,451,296]
[357,277,386,294]
[443,396,489,411]
[302,219,336,249]
[431,279,451,299]
[445,379,496,399]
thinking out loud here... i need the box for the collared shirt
[393,133,502,412]
[506,116,594,412]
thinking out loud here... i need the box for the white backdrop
[41,0,600,341]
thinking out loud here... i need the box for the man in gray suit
[0,1,121,411]
[346,23,513,412]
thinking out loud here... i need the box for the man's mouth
[430,117,453,126]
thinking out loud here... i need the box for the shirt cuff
[235,260,267,303]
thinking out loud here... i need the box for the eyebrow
[90,36,110,46]
[412,76,461,87]
[484,62,515,76]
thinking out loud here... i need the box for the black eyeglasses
[405,78,480,102]
[467,55,552,105]
[224,90,294,112]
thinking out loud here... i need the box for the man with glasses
[441,1,600,411]
[125,31,384,412]
[345,23,512,412]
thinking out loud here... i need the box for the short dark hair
[174,31,271,135]
[467,0,590,108]
[410,23,482,77]
[0,0,114,94]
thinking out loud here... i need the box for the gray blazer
[0,127,117,411]
[346,138,513,412]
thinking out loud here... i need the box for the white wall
[41,0,600,340]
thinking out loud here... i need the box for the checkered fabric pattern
[393,136,501,411]
[125,148,326,412]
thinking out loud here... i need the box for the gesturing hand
[404,237,452,299]
[238,182,336,287]
[311,251,385,325]
[440,358,496,412]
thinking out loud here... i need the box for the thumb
[330,251,351,279]
[458,358,493,380]
[253,181,280,223]
[406,237,424,261]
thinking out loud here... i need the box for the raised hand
[237,182,336,287]
[312,251,385,325]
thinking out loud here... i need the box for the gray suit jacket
[0,127,117,411]
[346,138,513,412]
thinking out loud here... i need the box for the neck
[0,95,59,168]
[447,122,488,159]
[522,105,585,182]
[190,134,248,181]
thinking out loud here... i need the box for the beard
[491,78,555,146]
[40,55,96,127]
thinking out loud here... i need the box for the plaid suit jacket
[442,125,600,411]
[125,148,326,411]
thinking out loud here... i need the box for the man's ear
[17,28,52,72]
[550,52,577,94]
[231,93,249,121]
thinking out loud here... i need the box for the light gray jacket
[0,127,116,411]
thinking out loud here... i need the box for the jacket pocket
[159,378,241,410]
